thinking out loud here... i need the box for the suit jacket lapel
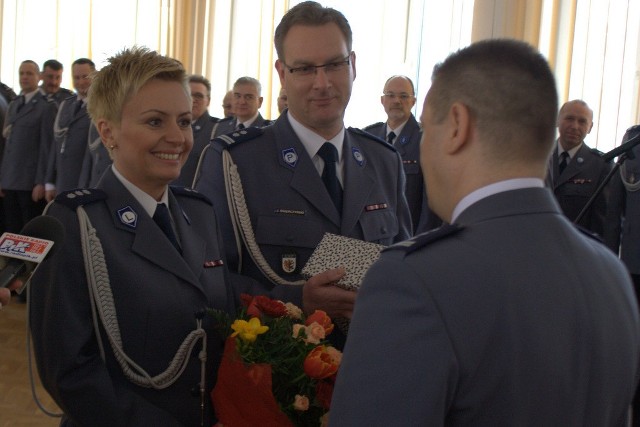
[100,170,204,293]
[341,131,375,235]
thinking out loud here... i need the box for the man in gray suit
[45,58,96,201]
[212,76,271,137]
[546,99,611,237]
[195,1,411,342]
[0,60,56,233]
[331,39,640,426]
[365,75,441,233]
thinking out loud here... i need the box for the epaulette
[215,116,234,124]
[384,223,463,256]
[214,126,263,148]
[574,224,604,244]
[55,188,107,210]
[589,147,605,157]
[62,94,77,103]
[170,186,213,206]
[348,127,396,152]
[363,122,384,131]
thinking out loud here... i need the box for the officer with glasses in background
[365,75,442,233]
[195,0,411,349]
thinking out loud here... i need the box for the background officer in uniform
[0,60,57,233]
[546,99,611,236]
[195,1,411,339]
[365,75,441,233]
[40,59,73,107]
[45,58,96,201]
[30,47,235,426]
[173,74,219,187]
[213,76,271,137]
[331,39,640,426]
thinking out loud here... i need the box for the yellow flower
[231,317,269,343]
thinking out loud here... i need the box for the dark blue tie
[318,142,343,214]
[558,151,569,175]
[153,203,182,254]
[387,131,396,145]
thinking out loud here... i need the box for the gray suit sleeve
[330,254,458,426]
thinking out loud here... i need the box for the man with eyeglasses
[365,75,441,233]
[195,1,411,349]
[213,76,272,137]
[172,74,220,187]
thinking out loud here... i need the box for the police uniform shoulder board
[588,147,605,158]
[55,188,107,210]
[215,126,263,148]
[362,121,384,132]
[385,223,463,256]
[170,186,213,206]
[574,224,604,244]
[348,127,397,152]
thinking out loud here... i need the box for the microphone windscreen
[20,215,65,258]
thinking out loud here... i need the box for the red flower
[303,346,340,379]
[305,310,334,336]
[240,294,288,318]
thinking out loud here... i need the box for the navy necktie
[237,123,245,130]
[387,131,396,145]
[318,142,343,214]
[153,203,182,254]
[558,151,569,175]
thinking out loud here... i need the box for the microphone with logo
[0,215,65,291]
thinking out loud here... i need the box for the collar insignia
[117,206,138,228]
[282,148,298,168]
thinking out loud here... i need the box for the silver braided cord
[620,162,640,192]
[222,149,304,286]
[77,206,206,390]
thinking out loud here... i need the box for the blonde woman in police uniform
[30,47,235,427]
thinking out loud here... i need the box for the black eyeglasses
[283,55,351,79]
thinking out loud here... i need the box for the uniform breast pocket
[360,210,398,244]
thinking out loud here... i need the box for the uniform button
[190,384,200,397]
[380,227,387,234]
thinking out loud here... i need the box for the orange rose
[303,346,340,379]
[304,322,326,344]
[293,394,310,411]
[305,310,334,336]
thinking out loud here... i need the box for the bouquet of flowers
[209,294,341,427]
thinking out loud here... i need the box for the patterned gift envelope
[301,233,385,291]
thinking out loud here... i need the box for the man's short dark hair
[43,59,63,71]
[274,1,353,61]
[189,74,212,97]
[429,39,558,162]
[72,58,96,70]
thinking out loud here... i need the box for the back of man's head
[429,39,558,164]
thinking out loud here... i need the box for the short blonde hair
[87,46,187,124]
